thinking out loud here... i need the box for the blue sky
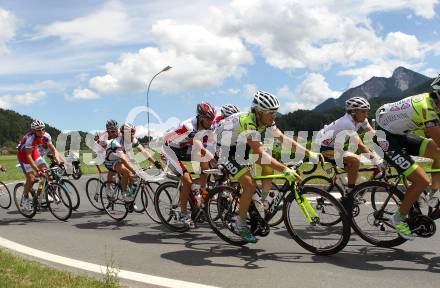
[1,0,440,137]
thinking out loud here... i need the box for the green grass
[0,249,120,288]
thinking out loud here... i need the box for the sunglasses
[36,128,46,132]
[107,129,118,133]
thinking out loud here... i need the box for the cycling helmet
[106,119,118,130]
[197,101,216,120]
[31,120,45,130]
[221,104,240,117]
[120,123,136,134]
[252,91,280,112]
[345,97,370,111]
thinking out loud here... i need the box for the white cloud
[0,8,16,55]
[278,73,341,113]
[212,0,432,72]
[38,1,139,45]
[243,83,257,98]
[65,88,100,101]
[134,116,181,138]
[0,80,61,92]
[0,91,46,109]
[90,19,253,94]
[360,0,439,19]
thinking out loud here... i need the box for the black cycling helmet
[106,119,118,130]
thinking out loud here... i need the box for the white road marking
[0,236,219,288]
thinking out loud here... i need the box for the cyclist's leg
[260,164,273,197]
[342,152,360,189]
[114,162,132,192]
[422,139,440,189]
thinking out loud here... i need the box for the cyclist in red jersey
[17,120,62,210]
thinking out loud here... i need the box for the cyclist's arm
[24,148,39,172]
[247,139,285,172]
[47,143,63,164]
[136,145,156,163]
[192,138,215,161]
[272,128,313,157]
[426,125,440,147]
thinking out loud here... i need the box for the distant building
[0,147,13,155]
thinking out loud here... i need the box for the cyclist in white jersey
[373,74,440,239]
[315,97,379,193]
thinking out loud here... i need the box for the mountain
[276,67,434,134]
[314,67,431,112]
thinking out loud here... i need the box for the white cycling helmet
[252,90,280,112]
[31,120,45,130]
[431,74,440,91]
[345,97,370,111]
[221,104,240,117]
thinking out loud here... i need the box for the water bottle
[252,193,265,217]
[263,191,276,210]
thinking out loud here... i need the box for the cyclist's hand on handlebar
[153,160,163,170]
[283,167,301,182]
[37,169,45,177]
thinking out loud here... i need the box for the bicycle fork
[294,190,319,224]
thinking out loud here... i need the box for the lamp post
[146,65,172,146]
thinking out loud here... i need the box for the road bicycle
[348,166,440,247]
[100,167,163,221]
[13,166,73,221]
[0,169,12,209]
[205,162,351,255]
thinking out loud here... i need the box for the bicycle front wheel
[86,178,104,211]
[141,182,161,223]
[100,181,128,221]
[154,181,189,232]
[0,181,12,209]
[46,183,72,221]
[350,181,406,248]
[13,183,37,218]
[284,186,350,255]
[59,179,80,210]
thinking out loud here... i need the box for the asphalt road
[0,175,439,288]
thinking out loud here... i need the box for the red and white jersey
[17,131,52,163]
[163,117,212,149]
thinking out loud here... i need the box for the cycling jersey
[17,131,52,164]
[163,117,200,149]
[315,113,370,148]
[103,136,141,171]
[376,93,440,136]
[214,112,277,179]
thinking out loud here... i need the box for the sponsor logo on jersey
[412,94,425,103]
[401,102,410,109]
[390,106,400,111]
[377,140,389,152]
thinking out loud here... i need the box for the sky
[1,0,440,137]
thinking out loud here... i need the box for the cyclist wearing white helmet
[17,120,62,211]
[213,90,322,243]
[315,96,378,195]
[373,74,440,240]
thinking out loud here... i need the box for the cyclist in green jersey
[215,91,323,242]
[374,74,440,240]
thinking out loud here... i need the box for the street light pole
[146,65,172,146]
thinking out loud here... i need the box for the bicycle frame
[254,174,319,224]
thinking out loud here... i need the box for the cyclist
[17,120,62,210]
[374,74,440,240]
[212,104,240,126]
[214,91,322,243]
[95,119,121,184]
[162,102,216,228]
[315,97,379,194]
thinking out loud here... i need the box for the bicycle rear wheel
[284,186,350,255]
[13,183,37,218]
[350,181,407,248]
[206,186,247,246]
[46,183,72,221]
[59,179,80,210]
[86,177,104,211]
[154,181,189,232]
[100,181,128,221]
[0,181,12,209]
[141,182,161,223]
